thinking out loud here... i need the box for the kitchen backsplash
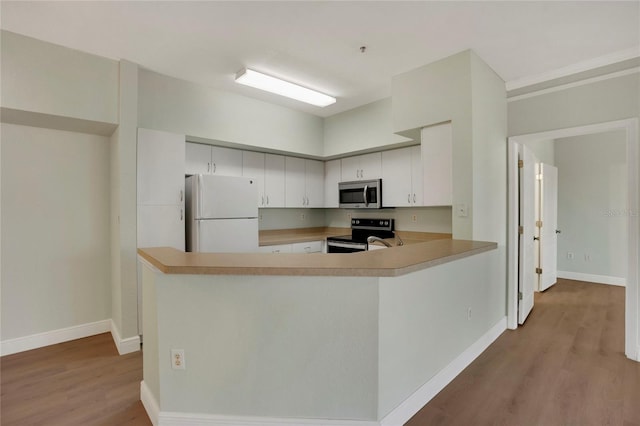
[259,207,453,233]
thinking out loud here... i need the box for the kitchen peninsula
[138,238,504,425]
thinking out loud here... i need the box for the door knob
[533,236,539,241]
[555,229,561,234]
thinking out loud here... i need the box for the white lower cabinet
[291,241,323,253]
[256,244,293,254]
[257,240,323,254]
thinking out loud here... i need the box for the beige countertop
[138,238,497,277]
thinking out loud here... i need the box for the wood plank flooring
[406,279,640,426]
[1,333,151,426]
[1,279,638,425]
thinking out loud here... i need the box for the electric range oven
[326,218,394,253]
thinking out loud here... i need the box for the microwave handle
[363,184,369,207]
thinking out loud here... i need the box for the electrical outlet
[457,204,468,217]
[467,307,472,320]
[346,212,352,221]
[567,252,574,260]
[300,212,306,221]
[411,214,417,223]
[171,349,186,370]
[259,214,263,222]
[585,254,592,262]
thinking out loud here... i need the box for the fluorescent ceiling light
[235,68,336,107]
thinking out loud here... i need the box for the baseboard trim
[557,271,626,287]
[0,319,111,356]
[380,316,508,426]
[110,319,141,355]
[141,381,160,426]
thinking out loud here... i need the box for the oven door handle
[327,241,367,250]
[363,185,369,207]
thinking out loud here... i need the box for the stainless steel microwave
[338,179,382,209]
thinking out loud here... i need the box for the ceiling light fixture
[235,68,336,107]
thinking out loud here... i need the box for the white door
[539,163,559,291]
[519,145,536,324]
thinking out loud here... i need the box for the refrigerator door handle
[197,174,204,219]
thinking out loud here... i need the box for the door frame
[507,118,639,362]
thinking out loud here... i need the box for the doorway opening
[507,119,639,361]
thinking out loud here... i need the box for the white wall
[0,30,118,125]
[555,130,627,280]
[1,124,111,340]
[323,98,412,157]
[324,207,453,234]
[523,139,555,165]
[138,69,325,157]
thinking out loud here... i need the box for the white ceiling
[1,1,639,117]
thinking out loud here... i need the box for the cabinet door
[359,152,382,180]
[285,156,306,207]
[211,146,243,176]
[185,142,212,175]
[422,122,453,206]
[242,151,265,206]
[324,159,341,208]
[341,156,360,181]
[137,204,185,250]
[291,241,323,253]
[138,128,186,205]
[305,159,324,207]
[381,147,412,207]
[264,154,285,208]
[256,243,292,254]
[410,145,423,205]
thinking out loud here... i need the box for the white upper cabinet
[285,157,325,208]
[264,154,286,208]
[138,128,186,206]
[421,122,453,206]
[341,152,381,181]
[242,151,266,207]
[324,159,341,208]
[186,142,242,176]
[285,157,306,207]
[185,142,211,175]
[381,146,423,207]
[305,159,324,207]
[242,152,285,208]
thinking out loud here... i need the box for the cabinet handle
[266,195,269,205]
[180,209,183,221]
[261,196,265,206]
[180,189,183,202]
[207,162,211,173]
[408,194,411,203]
[413,194,416,203]
[213,163,216,173]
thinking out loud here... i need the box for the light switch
[457,203,468,217]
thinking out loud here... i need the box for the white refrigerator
[186,175,259,253]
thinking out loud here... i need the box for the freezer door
[193,218,259,253]
[192,175,258,219]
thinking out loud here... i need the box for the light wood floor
[1,279,638,425]
[407,279,640,426]
[1,333,151,426]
